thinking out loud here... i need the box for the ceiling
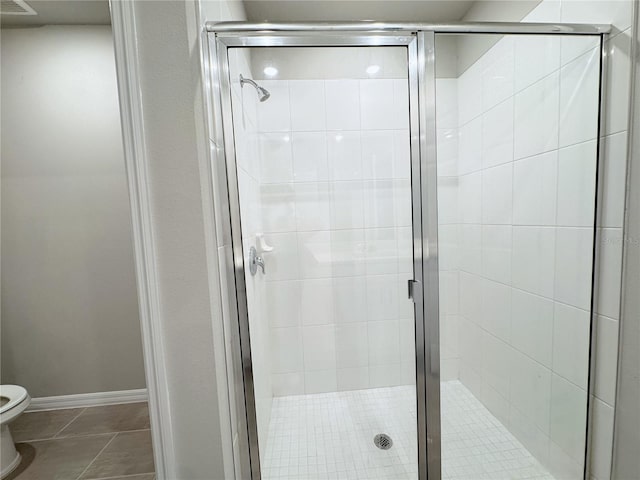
[243,0,476,22]
[1,0,477,27]
[0,0,110,27]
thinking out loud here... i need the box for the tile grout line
[74,432,119,480]
[53,407,87,438]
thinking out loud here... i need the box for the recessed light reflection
[366,64,380,75]
[263,66,278,77]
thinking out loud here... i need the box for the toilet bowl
[0,385,30,478]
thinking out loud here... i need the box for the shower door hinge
[407,279,420,303]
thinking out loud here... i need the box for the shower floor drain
[373,433,393,450]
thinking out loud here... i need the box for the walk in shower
[206,22,607,480]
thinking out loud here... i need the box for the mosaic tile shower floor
[263,381,554,480]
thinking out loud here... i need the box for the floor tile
[10,408,84,442]
[79,430,155,479]
[263,381,555,480]
[8,434,113,480]
[57,403,150,437]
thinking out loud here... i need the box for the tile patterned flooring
[263,381,555,480]
[6,402,154,480]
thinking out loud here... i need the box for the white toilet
[0,385,30,478]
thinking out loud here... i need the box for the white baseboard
[26,388,148,412]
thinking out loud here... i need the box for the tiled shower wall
[445,1,633,478]
[255,77,419,396]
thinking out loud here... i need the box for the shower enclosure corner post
[208,33,262,480]
[417,29,442,480]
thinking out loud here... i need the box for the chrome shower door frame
[210,30,440,480]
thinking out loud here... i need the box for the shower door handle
[407,280,420,302]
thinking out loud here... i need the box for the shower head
[239,74,271,102]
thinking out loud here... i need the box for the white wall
[437,2,634,480]
[0,25,146,397]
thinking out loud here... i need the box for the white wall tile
[302,324,336,371]
[458,117,482,174]
[325,79,360,130]
[363,179,396,228]
[361,130,395,179]
[392,130,411,179]
[335,322,368,369]
[365,227,398,275]
[393,179,412,227]
[512,226,556,298]
[513,151,558,226]
[393,79,410,129]
[482,163,513,225]
[333,276,367,324]
[482,98,514,169]
[271,326,303,373]
[370,364,404,388]
[553,302,590,389]
[294,182,331,231]
[259,133,293,183]
[366,274,399,321]
[436,129,459,177]
[514,35,561,91]
[514,72,560,160]
[304,369,337,394]
[330,228,365,277]
[458,61,483,126]
[559,49,600,147]
[368,320,401,366]
[481,225,512,284]
[511,289,554,367]
[435,78,458,129]
[459,225,482,275]
[292,132,328,182]
[297,230,333,279]
[327,131,362,181]
[438,224,459,271]
[549,374,588,463]
[460,273,482,324]
[360,79,396,130]
[260,183,296,233]
[256,80,291,132]
[300,278,334,326]
[289,80,326,132]
[330,180,364,230]
[437,176,459,225]
[265,280,301,328]
[482,37,515,111]
[272,372,304,397]
[481,332,512,398]
[264,232,299,281]
[481,279,511,342]
[509,349,552,435]
[556,140,598,227]
[337,366,369,391]
[439,271,459,317]
[458,172,482,224]
[554,227,594,309]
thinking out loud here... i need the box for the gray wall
[1,25,146,397]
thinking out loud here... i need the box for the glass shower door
[434,32,602,480]
[220,39,424,479]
